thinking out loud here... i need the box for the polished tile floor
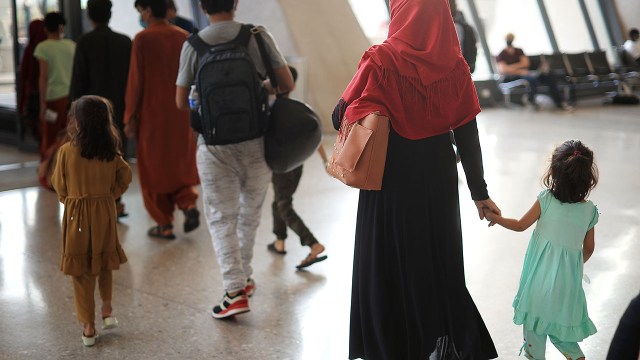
[0,101,639,359]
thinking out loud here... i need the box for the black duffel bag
[255,31,322,173]
[265,96,322,173]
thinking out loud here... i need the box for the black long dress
[348,119,498,360]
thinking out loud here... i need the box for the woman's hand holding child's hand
[483,208,499,226]
[475,198,500,226]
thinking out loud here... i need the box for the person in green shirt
[33,12,75,160]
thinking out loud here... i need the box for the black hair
[87,0,112,24]
[43,12,66,33]
[68,95,121,162]
[200,0,235,15]
[630,28,639,37]
[167,0,177,11]
[134,0,167,19]
[542,140,598,203]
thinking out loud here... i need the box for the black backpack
[460,22,478,73]
[187,24,269,145]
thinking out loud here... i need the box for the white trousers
[196,137,271,293]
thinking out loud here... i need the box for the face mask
[139,16,148,29]
[506,40,513,47]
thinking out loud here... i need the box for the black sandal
[147,224,176,240]
[267,241,287,255]
[183,208,200,233]
[296,254,328,269]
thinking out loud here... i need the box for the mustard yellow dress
[51,143,131,276]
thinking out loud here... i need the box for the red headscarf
[18,20,47,114]
[336,0,480,139]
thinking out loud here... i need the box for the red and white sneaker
[211,291,250,319]
[244,278,255,297]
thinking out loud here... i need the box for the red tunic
[124,22,199,193]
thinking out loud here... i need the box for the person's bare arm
[176,85,189,111]
[496,60,512,75]
[583,228,595,263]
[497,55,530,76]
[516,54,530,70]
[484,200,540,232]
[273,65,294,94]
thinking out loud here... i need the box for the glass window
[474,0,552,75]
[544,0,593,53]
[584,0,616,64]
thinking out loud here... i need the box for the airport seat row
[498,49,638,106]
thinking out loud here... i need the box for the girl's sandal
[82,330,98,347]
[102,316,119,330]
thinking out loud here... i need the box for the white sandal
[102,316,119,330]
[82,331,97,347]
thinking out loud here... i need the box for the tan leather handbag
[327,113,390,190]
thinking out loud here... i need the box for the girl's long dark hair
[67,95,121,161]
[542,140,598,203]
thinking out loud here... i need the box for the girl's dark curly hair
[542,140,598,203]
[67,95,121,162]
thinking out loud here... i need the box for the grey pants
[196,137,271,293]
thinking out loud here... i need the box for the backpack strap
[253,26,279,90]
[186,33,210,58]
[233,24,253,47]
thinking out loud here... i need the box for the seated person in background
[623,28,640,66]
[496,33,572,112]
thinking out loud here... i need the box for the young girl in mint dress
[485,140,599,360]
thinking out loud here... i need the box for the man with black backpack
[175,0,293,319]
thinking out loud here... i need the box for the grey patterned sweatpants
[196,136,271,293]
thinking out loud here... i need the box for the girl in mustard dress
[484,140,599,360]
[51,95,132,346]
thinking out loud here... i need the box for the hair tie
[572,150,581,157]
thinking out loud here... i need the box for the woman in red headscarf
[18,19,47,141]
[334,0,501,358]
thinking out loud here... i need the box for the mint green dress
[513,190,599,342]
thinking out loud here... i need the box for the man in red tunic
[124,0,199,240]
